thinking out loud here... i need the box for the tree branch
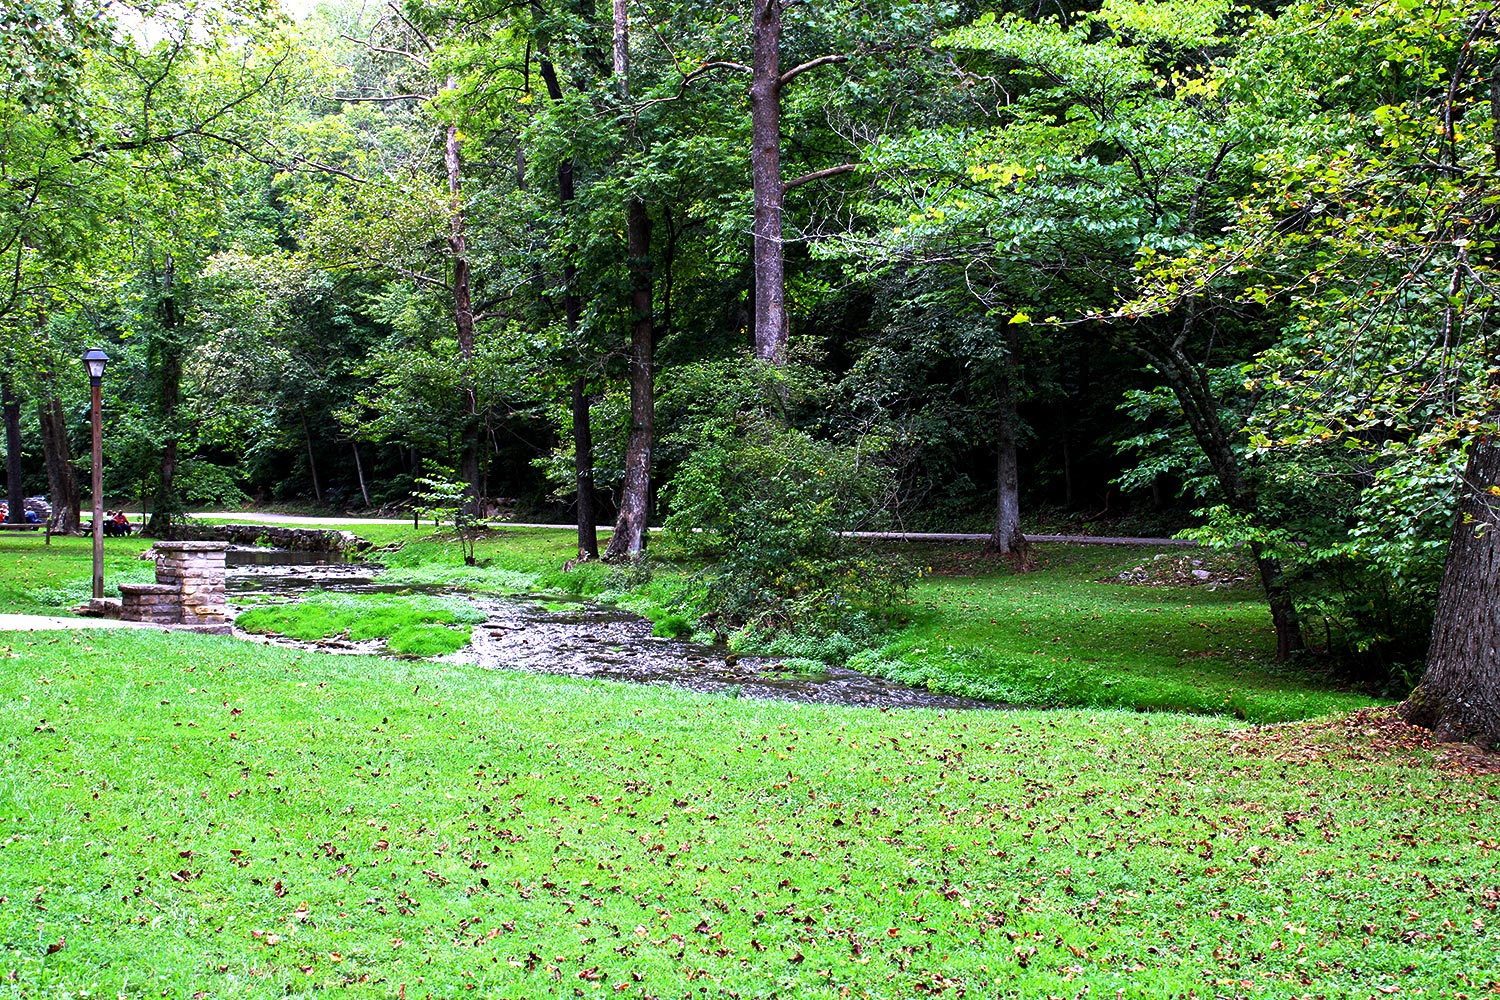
[783,162,858,191]
[779,53,847,87]
[386,2,436,54]
[340,33,430,69]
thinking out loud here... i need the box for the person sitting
[23,508,40,524]
[111,510,131,536]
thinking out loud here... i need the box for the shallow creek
[225,553,995,710]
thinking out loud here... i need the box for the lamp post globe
[83,348,109,383]
[84,348,108,599]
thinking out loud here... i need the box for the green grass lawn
[857,545,1378,723]
[0,533,157,613]
[3,528,1377,723]
[235,593,488,657]
[0,629,1495,998]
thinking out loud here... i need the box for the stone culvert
[163,524,370,554]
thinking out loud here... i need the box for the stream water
[225,555,996,711]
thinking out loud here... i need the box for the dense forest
[4,0,1499,740]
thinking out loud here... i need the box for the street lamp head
[83,347,109,384]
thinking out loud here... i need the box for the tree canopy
[6,0,1500,744]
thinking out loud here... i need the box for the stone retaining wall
[118,583,179,626]
[119,541,230,628]
[167,524,364,553]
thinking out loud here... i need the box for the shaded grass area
[0,630,1494,998]
[857,545,1380,724]
[0,534,157,613]
[235,593,487,657]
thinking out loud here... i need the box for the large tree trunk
[1401,438,1500,748]
[37,394,80,533]
[2,373,23,524]
[539,53,599,561]
[445,94,483,511]
[605,202,655,561]
[987,368,1028,558]
[750,0,788,365]
[603,1,654,561]
[148,261,182,537]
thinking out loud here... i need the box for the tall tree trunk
[37,394,79,533]
[571,376,598,558]
[605,199,655,561]
[603,1,654,561]
[1130,330,1304,661]
[1402,438,1500,748]
[750,0,788,365]
[302,412,322,504]
[987,366,1028,558]
[147,256,181,536]
[352,440,371,508]
[2,373,23,524]
[539,52,599,561]
[445,88,483,511]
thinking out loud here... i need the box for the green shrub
[651,613,694,638]
[660,362,912,637]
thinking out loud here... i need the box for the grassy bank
[368,529,1378,723]
[2,528,1377,723]
[1,628,1495,998]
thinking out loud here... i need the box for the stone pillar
[119,583,181,625]
[152,541,229,626]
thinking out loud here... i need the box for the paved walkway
[188,513,1195,547]
[0,614,154,631]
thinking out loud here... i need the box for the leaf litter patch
[1221,706,1500,777]
[1109,551,1255,590]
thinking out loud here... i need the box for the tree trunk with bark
[445,93,483,511]
[603,0,654,561]
[539,53,599,561]
[1401,438,1500,748]
[37,394,80,533]
[605,201,655,560]
[2,373,23,524]
[147,260,182,537]
[571,375,598,558]
[1130,329,1304,661]
[750,0,788,365]
[352,440,371,508]
[987,368,1028,559]
[302,412,322,504]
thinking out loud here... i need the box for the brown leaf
[45,937,65,956]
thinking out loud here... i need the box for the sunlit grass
[0,629,1492,997]
[235,593,486,656]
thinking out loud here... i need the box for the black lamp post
[84,348,108,600]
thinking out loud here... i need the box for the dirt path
[189,513,1195,547]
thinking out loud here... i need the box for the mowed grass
[235,594,487,657]
[861,545,1379,723]
[0,534,157,613]
[0,629,1496,998]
